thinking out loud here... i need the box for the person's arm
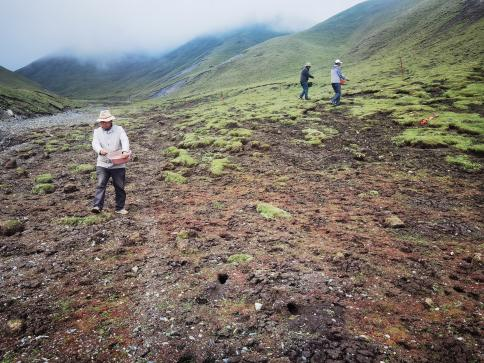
[92,129,108,155]
[309,73,314,79]
[337,68,347,81]
[119,127,130,154]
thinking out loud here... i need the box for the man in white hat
[91,110,130,215]
[330,59,348,106]
[299,62,314,100]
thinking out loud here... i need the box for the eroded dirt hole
[287,302,299,315]
[218,273,228,284]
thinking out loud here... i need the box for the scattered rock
[333,251,345,261]
[423,297,434,309]
[384,215,405,228]
[4,158,17,169]
[132,266,139,273]
[0,219,25,236]
[7,319,24,333]
[63,183,78,193]
[255,302,263,311]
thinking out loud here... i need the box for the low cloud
[0,0,364,70]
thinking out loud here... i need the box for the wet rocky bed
[0,103,482,362]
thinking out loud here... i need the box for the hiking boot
[115,209,128,215]
[91,206,101,214]
[305,97,311,100]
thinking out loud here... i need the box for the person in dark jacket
[299,63,314,100]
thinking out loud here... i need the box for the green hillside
[16,26,284,101]
[155,0,483,168]
[0,66,76,117]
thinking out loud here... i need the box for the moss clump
[227,253,253,264]
[256,202,292,220]
[0,219,24,236]
[210,158,236,176]
[393,128,474,151]
[179,133,215,148]
[302,127,338,146]
[163,171,187,184]
[167,148,197,167]
[35,173,53,184]
[58,213,112,226]
[445,155,481,171]
[15,167,28,176]
[228,128,252,138]
[32,183,55,194]
[71,164,96,174]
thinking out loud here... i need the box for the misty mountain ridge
[14,0,484,102]
[17,25,287,100]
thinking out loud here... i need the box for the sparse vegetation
[163,171,187,184]
[32,183,55,194]
[58,213,112,226]
[256,202,291,220]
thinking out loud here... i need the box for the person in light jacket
[330,59,348,106]
[91,110,130,215]
[299,62,314,100]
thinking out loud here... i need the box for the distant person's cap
[334,59,342,64]
[97,110,116,122]
[305,62,312,67]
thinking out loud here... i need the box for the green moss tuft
[163,171,187,184]
[256,202,292,220]
[445,154,481,171]
[227,253,253,264]
[58,213,112,226]
[71,164,96,174]
[35,173,53,184]
[32,183,55,194]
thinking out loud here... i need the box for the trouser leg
[111,168,126,210]
[331,83,341,104]
[93,167,110,209]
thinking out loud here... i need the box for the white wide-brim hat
[334,59,343,64]
[97,110,116,122]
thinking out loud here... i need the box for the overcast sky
[1,0,365,70]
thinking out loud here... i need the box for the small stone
[423,298,434,309]
[333,251,345,261]
[384,215,405,228]
[4,158,17,169]
[7,319,23,333]
[63,184,79,193]
[255,302,263,311]
[132,266,139,273]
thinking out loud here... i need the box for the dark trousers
[300,82,309,99]
[93,167,126,211]
[331,83,341,105]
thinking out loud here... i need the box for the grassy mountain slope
[0,66,76,117]
[158,0,482,168]
[16,26,284,100]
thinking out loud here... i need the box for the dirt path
[0,104,482,362]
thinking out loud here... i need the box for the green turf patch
[227,253,253,264]
[34,173,53,184]
[163,171,187,184]
[445,154,481,171]
[32,183,55,194]
[256,202,292,220]
[70,164,96,174]
[58,213,112,226]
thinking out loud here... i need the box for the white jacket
[92,125,130,168]
[331,65,346,84]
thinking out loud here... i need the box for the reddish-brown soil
[1,104,482,362]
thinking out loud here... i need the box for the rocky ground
[0,103,482,362]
